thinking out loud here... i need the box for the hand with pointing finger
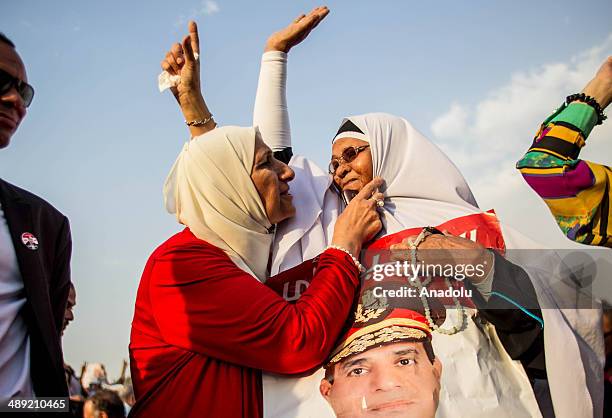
[161,21,200,100]
[161,21,215,136]
[331,177,384,258]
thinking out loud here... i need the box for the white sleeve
[253,51,292,151]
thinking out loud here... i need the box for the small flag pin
[21,232,39,250]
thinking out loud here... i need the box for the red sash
[362,210,506,308]
[366,209,506,253]
[269,210,505,305]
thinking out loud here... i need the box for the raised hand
[265,6,330,53]
[582,56,612,110]
[161,22,201,102]
[331,177,384,258]
[161,21,215,137]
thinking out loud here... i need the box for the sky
[2,0,611,379]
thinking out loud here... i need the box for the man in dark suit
[0,32,70,402]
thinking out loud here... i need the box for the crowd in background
[62,283,133,418]
[63,360,134,418]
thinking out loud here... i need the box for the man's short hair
[0,33,15,48]
[86,389,125,418]
[323,337,436,384]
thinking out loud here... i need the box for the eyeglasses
[329,145,370,175]
[0,68,34,108]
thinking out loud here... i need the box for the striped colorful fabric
[517,101,611,247]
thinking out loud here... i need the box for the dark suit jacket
[0,178,70,398]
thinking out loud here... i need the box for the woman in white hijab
[162,8,604,418]
[251,11,603,418]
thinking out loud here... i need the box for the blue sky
[2,0,611,378]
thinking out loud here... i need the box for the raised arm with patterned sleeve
[517,57,612,246]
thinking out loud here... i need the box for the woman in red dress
[129,47,384,417]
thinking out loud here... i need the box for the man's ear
[433,357,442,380]
[430,357,443,408]
[319,378,332,401]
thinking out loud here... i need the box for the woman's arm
[253,7,329,163]
[516,57,612,246]
[150,244,359,375]
[253,51,292,158]
[161,21,216,138]
[516,105,611,246]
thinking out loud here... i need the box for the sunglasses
[0,68,34,108]
[329,145,370,175]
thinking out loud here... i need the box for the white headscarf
[334,112,480,234]
[163,126,273,282]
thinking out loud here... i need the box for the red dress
[129,228,359,418]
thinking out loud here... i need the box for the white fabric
[269,155,339,275]
[163,126,273,282]
[502,229,605,418]
[338,113,479,233]
[157,52,199,92]
[332,129,369,143]
[433,307,541,418]
[253,54,603,418]
[0,204,33,401]
[253,52,292,152]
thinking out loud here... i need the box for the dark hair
[0,33,15,48]
[86,389,125,418]
[324,338,436,384]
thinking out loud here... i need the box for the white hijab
[334,112,480,234]
[163,126,273,282]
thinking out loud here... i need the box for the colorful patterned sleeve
[516,102,611,246]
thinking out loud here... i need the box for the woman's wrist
[264,40,288,53]
[330,236,361,264]
[186,119,216,139]
[582,78,612,110]
[183,108,212,124]
[181,95,210,121]
[180,96,216,138]
[327,243,365,273]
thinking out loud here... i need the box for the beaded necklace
[403,227,467,335]
[409,275,466,335]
